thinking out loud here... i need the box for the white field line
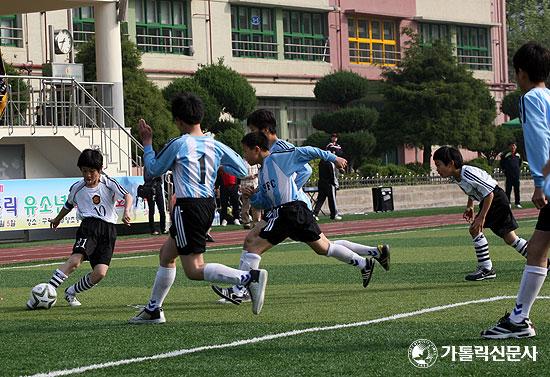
[22,295,550,377]
[0,221,537,271]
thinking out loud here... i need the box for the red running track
[0,208,540,265]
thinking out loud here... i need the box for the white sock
[473,233,492,270]
[509,265,547,323]
[334,240,380,257]
[146,266,176,310]
[327,242,367,270]
[239,251,262,270]
[511,237,528,258]
[48,269,68,288]
[203,263,247,285]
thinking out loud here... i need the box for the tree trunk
[422,143,432,169]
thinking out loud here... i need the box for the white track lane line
[22,295,550,377]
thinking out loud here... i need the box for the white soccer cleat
[64,289,82,307]
[247,269,268,315]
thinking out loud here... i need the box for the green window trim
[348,17,398,66]
[283,10,329,62]
[135,0,191,55]
[231,5,277,59]
[72,7,95,46]
[456,26,491,71]
[0,15,23,48]
[419,23,450,46]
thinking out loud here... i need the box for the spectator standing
[500,141,523,208]
[240,161,261,229]
[219,168,241,226]
[143,169,167,235]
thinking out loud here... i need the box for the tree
[501,90,522,119]
[193,59,257,120]
[311,71,379,170]
[506,0,550,83]
[377,37,496,168]
[75,37,178,152]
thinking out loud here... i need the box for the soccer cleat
[465,267,496,281]
[332,215,343,221]
[247,269,268,315]
[360,258,375,288]
[314,215,320,221]
[212,285,251,305]
[515,204,523,209]
[481,312,536,339]
[375,244,390,271]
[206,233,215,242]
[128,307,166,324]
[234,219,241,225]
[64,289,82,307]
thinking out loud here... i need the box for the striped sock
[511,237,528,258]
[66,273,95,295]
[473,233,492,270]
[48,269,68,288]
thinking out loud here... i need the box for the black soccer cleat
[481,312,536,339]
[375,244,390,271]
[360,258,375,288]
[465,267,496,281]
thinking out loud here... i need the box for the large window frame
[231,5,277,59]
[348,17,398,66]
[135,0,191,55]
[0,15,23,48]
[419,23,450,46]
[72,7,95,46]
[456,26,491,71]
[282,10,329,62]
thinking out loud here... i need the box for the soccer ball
[27,283,57,310]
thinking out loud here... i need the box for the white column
[94,1,124,127]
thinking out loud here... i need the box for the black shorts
[535,204,550,231]
[72,217,117,268]
[259,201,322,245]
[170,197,216,255]
[479,186,518,238]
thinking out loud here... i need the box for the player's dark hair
[171,92,204,125]
[433,146,463,169]
[247,109,277,134]
[77,149,103,170]
[513,42,550,83]
[241,132,270,151]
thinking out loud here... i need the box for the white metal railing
[284,40,330,62]
[349,46,401,65]
[0,25,24,47]
[0,75,143,176]
[232,39,278,58]
[73,30,95,45]
[136,32,192,54]
[457,54,492,70]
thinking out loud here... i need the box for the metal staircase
[0,75,143,176]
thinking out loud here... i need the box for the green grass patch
[0,219,548,376]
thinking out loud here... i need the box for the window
[231,6,277,59]
[457,26,491,71]
[0,15,22,47]
[72,7,95,46]
[348,17,398,66]
[419,23,450,46]
[135,0,191,55]
[283,10,329,62]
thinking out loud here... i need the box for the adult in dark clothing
[144,172,167,235]
[218,168,241,226]
[313,156,341,221]
[500,141,523,208]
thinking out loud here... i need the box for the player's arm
[122,193,132,226]
[294,163,312,190]
[218,143,248,179]
[287,146,348,173]
[471,192,494,234]
[543,160,550,198]
[49,207,71,230]
[463,198,474,223]
[138,119,179,177]
[105,176,132,225]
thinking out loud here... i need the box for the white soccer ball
[27,283,57,310]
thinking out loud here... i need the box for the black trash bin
[372,187,394,212]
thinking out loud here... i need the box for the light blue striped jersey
[450,165,497,202]
[251,145,336,210]
[143,135,247,198]
[519,87,550,188]
[271,138,313,208]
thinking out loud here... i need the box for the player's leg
[333,240,390,271]
[466,224,495,281]
[503,230,529,259]
[308,233,376,288]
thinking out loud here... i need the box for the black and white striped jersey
[451,165,497,202]
[64,174,129,224]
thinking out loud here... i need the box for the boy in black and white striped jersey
[433,146,544,281]
[27,149,132,309]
